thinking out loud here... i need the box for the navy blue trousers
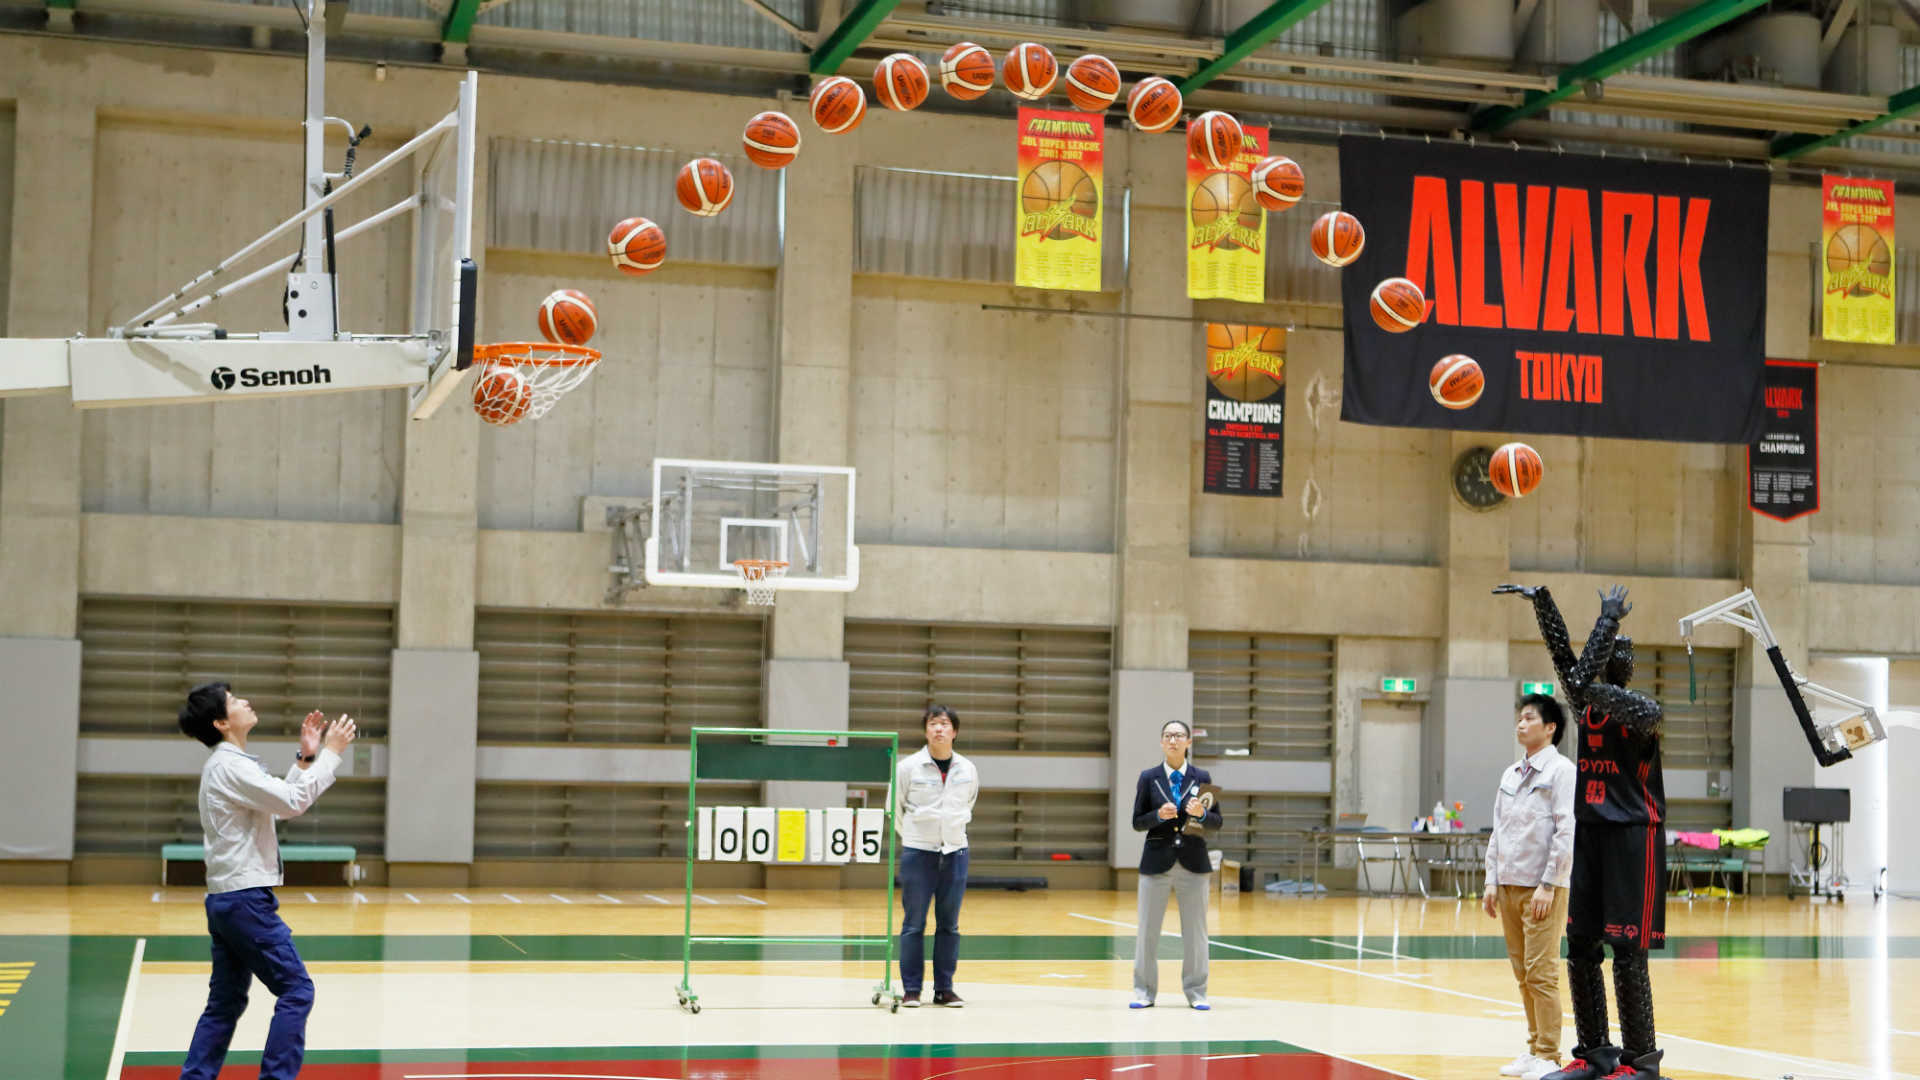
[898,846,968,994]
[179,887,315,1080]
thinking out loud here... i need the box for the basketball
[873,52,929,111]
[940,41,996,100]
[472,364,532,426]
[1003,42,1058,100]
[1310,210,1365,267]
[742,111,801,169]
[1190,172,1260,245]
[1205,323,1286,402]
[1186,111,1244,171]
[1369,277,1426,333]
[809,75,866,134]
[1020,160,1097,240]
[674,157,734,218]
[537,288,597,347]
[1490,442,1543,498]
[1063,54,1120,111]
[1250,155,1304,211]
[1428,354,1484,409]
[607,216,665,275]
[1825,223,1891,296]
[1127,77,1182,133]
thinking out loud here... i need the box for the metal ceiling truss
[1177,0,1337,93]
[13,0,1920,171]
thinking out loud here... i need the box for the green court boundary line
[125,1038,1309,1067]
[98,932,1920,964]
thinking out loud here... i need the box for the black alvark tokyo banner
[1202,324,1286,496]
[1338,137,1768,444]
[1748,360,1818,521]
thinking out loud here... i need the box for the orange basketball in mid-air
[1370,277,1426,333]
[674,157,734,217]
[607,217,665,275]
[1127,77,1182,133]
[940,42,996,100]
[1186,111,1244,171]
[472,364,532,426]
[1250,156,1304,211]
[874,52,930,111]
[1310,210,1365,267]
[810,75,866,134]
[1490,442,1543,498]
[537,288,597,346]
[1063,54,1121,111]
[1003,42,1058,100]
[1205,324,1286,402]
[741,111,801,168]
[1429,355,1484,409]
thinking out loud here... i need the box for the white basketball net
[732,560,788,606]
[471,344,601,424]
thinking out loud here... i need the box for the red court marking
[123,1051,1405,1080]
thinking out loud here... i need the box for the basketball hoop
[471,342,602,424]
[732,559,788,606]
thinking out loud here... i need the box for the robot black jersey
[1574,699,1666,826]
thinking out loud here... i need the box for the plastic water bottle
[1431,800,1446,832]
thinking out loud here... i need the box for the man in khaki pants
[1483,693,1577,1080]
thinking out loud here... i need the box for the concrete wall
[2,34,1918,885]
[850,277,1119,551]
[0,103,13,337]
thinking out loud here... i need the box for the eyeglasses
[1160,731,1189,741]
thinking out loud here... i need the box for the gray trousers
[1132,863,1210,1001]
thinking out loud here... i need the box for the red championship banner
[1014,107,1104,292]
[1187,125,1269,302]
[1821,175,1895,344]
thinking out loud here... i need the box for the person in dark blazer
[1129,718,1223,1010]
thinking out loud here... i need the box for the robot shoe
[1606,1049,1663,1080]
[1541,1045,1622,1080]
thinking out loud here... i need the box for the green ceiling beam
[441,0,482,45]
[45,0,74,8]
[1177,0,1338,94]
[809,0,901,75]
[1474,0,1767,131]
[1771,83,1920,158]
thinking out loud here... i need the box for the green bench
[162,843,361,886]
[1669,850,1762,899]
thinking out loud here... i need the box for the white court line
[452,893,471,904]
[354,892,369,903]
[1111,1065,1155,1073]
[735,894,767,905]
[103,937,145,1080]
[503,894,523,904]
[405,892,420,904]
[597,894,623,904]
[550,893,572,904]
[304,892,318,903]
[1204,1054,1259,1061]
[692,894,717,905]
[1309,937,1412,960]
[1067,912,1880,1079]
[642,894,669,905]
[149,891,161,903]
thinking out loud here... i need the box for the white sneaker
[1500,1055,1536,1077]
[1521,1058,1561,1080]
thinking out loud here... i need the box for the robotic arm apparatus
[1677,589,1886,767]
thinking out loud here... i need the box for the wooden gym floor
[0,885,1913,1080]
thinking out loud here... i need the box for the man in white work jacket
[894,703,978,1008]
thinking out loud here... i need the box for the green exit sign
[1381,677,1418,694]
[1521,681,1556,696]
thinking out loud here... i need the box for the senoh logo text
[208,365,333,391]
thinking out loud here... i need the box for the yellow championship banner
[1821,174,1895,344]
[1014,107,1103,292]
[1187,124,1269,302]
